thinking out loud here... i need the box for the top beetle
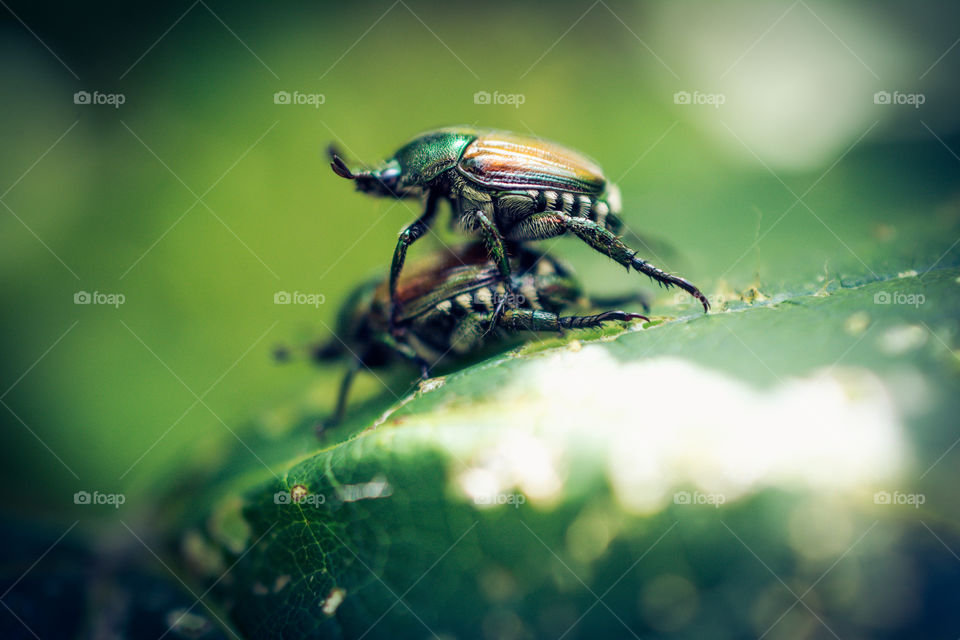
[329,127,709,319]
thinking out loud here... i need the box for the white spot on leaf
[440,349,906,514]
[880,325,927,355]
[321,587,346,616]
[338,475,393,503]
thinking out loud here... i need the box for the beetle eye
[378,167,401,193]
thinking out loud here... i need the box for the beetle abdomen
[458,133,606,195]
[495,189,621,234]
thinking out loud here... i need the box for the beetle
[329,127,709,326]
[284,242,647,430]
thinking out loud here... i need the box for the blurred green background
[1,0,958,549]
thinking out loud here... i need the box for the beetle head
[328,144,407,198]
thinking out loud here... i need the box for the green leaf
[183,265,960,639]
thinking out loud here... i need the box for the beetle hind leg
[560,310,649,329]
[507,212,710,312]
[499,308,647,332]
[450,312,490,353]
[631,256,709,312]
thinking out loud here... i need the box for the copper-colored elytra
[460,133,605,193]
[382,244,497,311]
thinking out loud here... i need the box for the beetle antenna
[326,142,344,162]
[330,154,355,180]
[326,143,356,180]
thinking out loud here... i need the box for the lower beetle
[329,127,709,324]
[288,242,647,429]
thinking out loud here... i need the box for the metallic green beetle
[294,242,647,429]
[329,127,709,325]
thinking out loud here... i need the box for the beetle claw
[599,310,649,325]
[416,358,432,379]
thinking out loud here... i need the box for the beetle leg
[469,208,527,331]
[508,212,710,312]
[498,308,562,332]
[499,308,648,332]
[557,309,649,328]
[449,312,488,354]
[470,210,513,285]
[389,192,439,330]
[375,331,432,378]
[319,358,363,435]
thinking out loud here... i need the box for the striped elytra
[458,132,606,195]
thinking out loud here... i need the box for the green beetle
[288,242,647,429]
[329,127,709,324]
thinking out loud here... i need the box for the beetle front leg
[389,192,439,329]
